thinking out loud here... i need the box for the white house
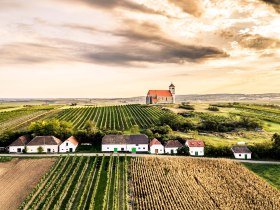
[60,136,79,152]
[27,136,62,153]
[150,138,164,154]
[102,134,149,153]
[8,135,30,153]
[186,140,205,156]
[165,140,183,154]
[231,146,252,159]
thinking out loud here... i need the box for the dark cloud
[67,0,166,16]
[0,43,65,64]
[0,20,227,66]
[260,0,280,13]
[239,34,280,50]
[167,0,204,17]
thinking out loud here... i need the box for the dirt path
[0,158,55,210]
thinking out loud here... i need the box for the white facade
[233,153,251,159]
[60,141,78,152]
[102,144,148,152]
[150,145,164,154]
[189,147,204,156]
[165,147,179,154]
[27,145,59,153]
[9,146,25,153]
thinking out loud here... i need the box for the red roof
[147,90,172,97]
[187,140,204,147]
[66,136,79,146]
[150,138,162,147]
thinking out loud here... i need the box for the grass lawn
[174,131,271,147]
[243,163,280,190]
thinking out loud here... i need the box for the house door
[245,154,247,160]
[155,149,158,154]
[47,148,51,153]
[17,148,21,153]
[132,148,136,153]
[171,149,174,154]
[114,148,118,152]
[69,148,73,152]
[195,151,198,156]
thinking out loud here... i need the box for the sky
[0,0,279,98]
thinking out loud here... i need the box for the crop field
[0,105,61,134]
[20,155,128,210]
[53,104,165,130]
[130,157,280,210]
[0,158,55,210]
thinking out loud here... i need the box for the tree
[29,119,73,140]
[84,121,98,133]
[37,146,44,153]
[131,125,140,134]
[272,133,280,148]
[177,146,189,155]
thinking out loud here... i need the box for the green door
[245,154,247,160]
[195,151,198,156]
[132,148,136,153]
[114,148,118,152]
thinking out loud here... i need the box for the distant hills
[1,93,280,105]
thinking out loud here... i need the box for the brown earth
[0,158,55,210]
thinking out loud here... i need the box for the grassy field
[243,163,280,190]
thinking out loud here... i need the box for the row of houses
[8,134,252,159]
[102,134,252,159]
[101,134,205,156]
[8,135,78,153]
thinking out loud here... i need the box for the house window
[138,147,141,149]
[166,97,167,101]
[143,147,145,149]
[136,144,139,146]
[239,154,241,157]
[107,147,109,149]
[66,143,68,146]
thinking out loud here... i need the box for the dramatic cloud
[167,0,204,17]
[0,0,279,97]
[67,0,162,15]
[238,34,280,50]
[260,0,280,13]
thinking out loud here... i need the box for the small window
[239,154,241,157]
[136,144,139,146]
[138,147,141,149]
[143,147,145,149]
[107,147,109,149]
[66,143,68,146]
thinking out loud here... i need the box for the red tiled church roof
[147,90,172,97]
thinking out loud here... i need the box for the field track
[0,158,55,210]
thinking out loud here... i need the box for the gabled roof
[186,140,205,147]
[102,135,149,145]
[27,136,63,146]
[65,136,79,146]
[147,90,172,97]
[231,146,251,154]
[150,138,163,147]
[165,140,183,148]
[9,135,30,147]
